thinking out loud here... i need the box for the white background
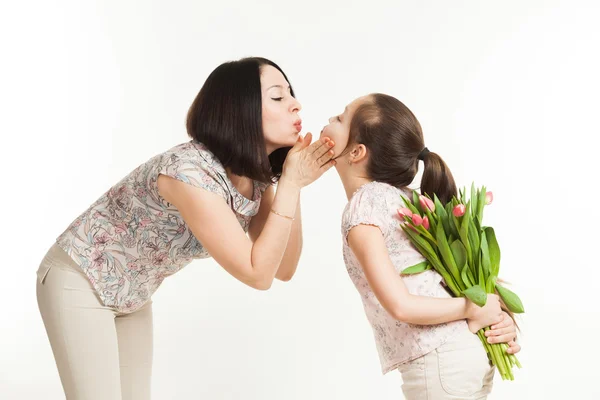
[1,1,599,399]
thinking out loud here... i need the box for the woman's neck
[226,169,254,200]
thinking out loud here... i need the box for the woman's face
[319,96,366,158]
[261,65,302,151]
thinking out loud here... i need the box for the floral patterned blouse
[54,141,269,313]
[341,181,466,374]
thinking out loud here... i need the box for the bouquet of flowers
[397,184,523,381]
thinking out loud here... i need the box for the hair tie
[417,147,430,161]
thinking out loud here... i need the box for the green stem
[481,329,516,380]
[478,330,505,379]
[509,353,522,369]
[501,343,522,370]
[497,344,513,380]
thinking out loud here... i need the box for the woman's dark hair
[186,57,294,183]
[346,93,457,204]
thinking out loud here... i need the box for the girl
[36,57,336,400]
[321,94,519,399]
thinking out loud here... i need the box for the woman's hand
[281,132,336,188]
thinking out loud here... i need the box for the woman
[36,57,336,399]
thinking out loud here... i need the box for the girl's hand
[466,294,503,333]
[485,311,521,354]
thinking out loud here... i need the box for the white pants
[36,244,153,400]
[398,328,495,399]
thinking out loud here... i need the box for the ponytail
[420,151,457,205]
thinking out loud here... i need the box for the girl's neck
[339,172,373,201]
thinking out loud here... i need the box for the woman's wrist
[270,176,301,219]
[278,175,302,193]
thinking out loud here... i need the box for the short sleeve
[255,181,272,196]
[158,151,228,202]
[342,184,391,246]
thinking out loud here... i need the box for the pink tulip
[485,191,493,205]
[422,216,430,230]
[412,214,423,226]
[397,208,413,219]
[453,204,466,217]
[419,195,435,212]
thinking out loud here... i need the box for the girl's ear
[351,144,368,164]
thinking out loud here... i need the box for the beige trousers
[398,328,495,399]
[36,244,153,400]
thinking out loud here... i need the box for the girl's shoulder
[341,181,410,242]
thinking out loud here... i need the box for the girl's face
[261,65,303,152]
[319,96,367,158]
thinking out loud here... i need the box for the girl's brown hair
[346,93,457,204]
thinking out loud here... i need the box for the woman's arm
[248,185,302,282]
[348,224,503,331]
[158,135,334,290]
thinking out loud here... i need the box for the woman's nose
[290,97,302,113]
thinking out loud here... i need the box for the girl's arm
[348,224,503,331]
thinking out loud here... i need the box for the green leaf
[445,200,453,217]
[434,195,451,236]
[473,213,482,234]
[428,213,438,234]
[462,284,487,307]
[433,193,444,211]
[413,190,423,214]
[451,196,459,208]
[450,240,467,271]
[449,213,460,239]
[461,263,473,288]
[446,201,462,239]
[468,217,480,266]
[402,226,461,296]
[401,261,431,275]
[471,183,478,223]
[477,185,487,224]
[472,247,480,278]
[466,267,477,287]
[436,223,462,289]
[496,284,525,313]
[459,200,472,265]
[478,253,485,286]
[415,224,437,247]
[402,195,421,216]
[480,231,491,280]
[485,227,501,278]
[486,276,497,294]
[401,226,438,261]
